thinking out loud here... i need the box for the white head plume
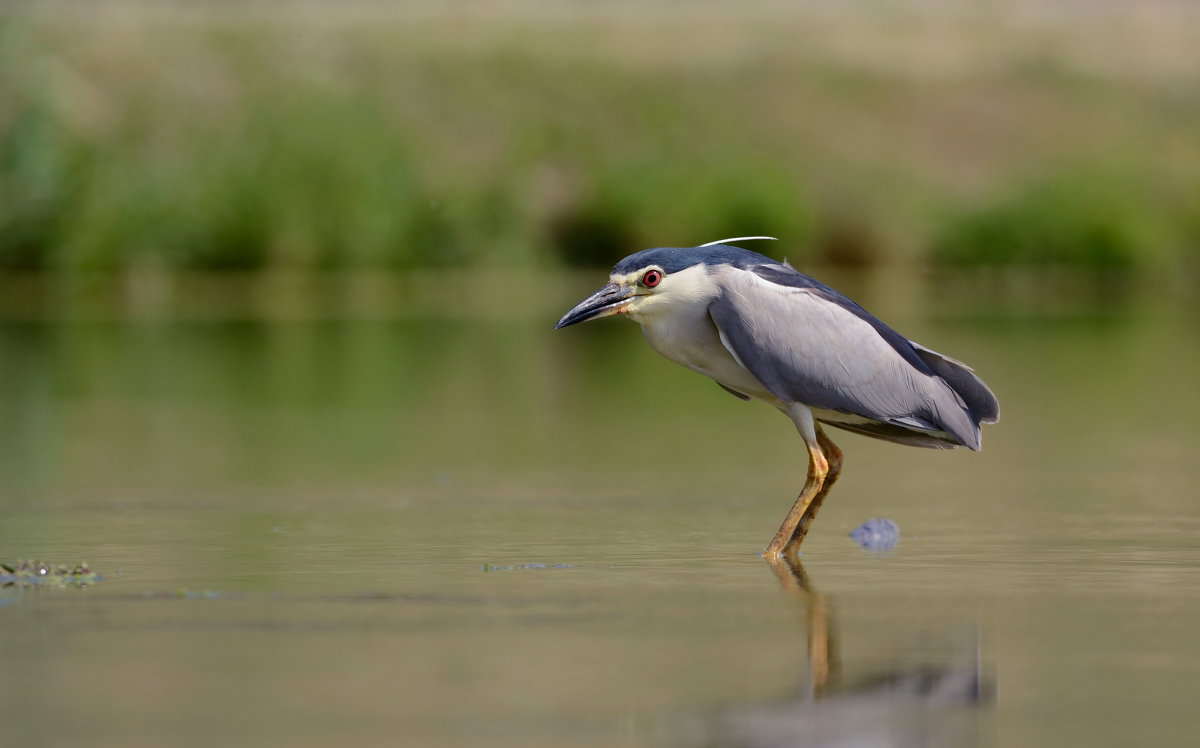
[698,236,778,247]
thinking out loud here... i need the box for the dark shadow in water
[690,555,993,748]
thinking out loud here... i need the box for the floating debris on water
[480,562,578,572]
[176,590,226,599]
[134,589,246,600]
[850,518,900,550]
[1,560,100,588]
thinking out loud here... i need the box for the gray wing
[707,265,983,449]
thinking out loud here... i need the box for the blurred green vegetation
[932,170,1146,269]
[1,3,1198,275]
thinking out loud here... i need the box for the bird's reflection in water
[696,555,993,748]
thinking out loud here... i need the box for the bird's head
[554,237,778,329]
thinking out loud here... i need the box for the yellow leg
[763,424,844,558]
[805,424,844,528]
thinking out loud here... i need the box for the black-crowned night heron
[555,238,999,558]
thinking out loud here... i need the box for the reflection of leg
[765,550,809,595]
[807,591,832,697]
[765,553,837,697]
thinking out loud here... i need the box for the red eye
[642,270,663,288]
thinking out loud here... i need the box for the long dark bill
[554,283,634,329]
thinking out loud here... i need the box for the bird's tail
[911,344,1000,427]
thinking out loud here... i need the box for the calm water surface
[1,273,1198,747]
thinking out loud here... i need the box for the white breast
[635,300,779,404]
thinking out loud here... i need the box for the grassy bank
[2,2,1199,275]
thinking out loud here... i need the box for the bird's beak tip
[555,282,633,330]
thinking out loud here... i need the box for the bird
[554,237,999,558]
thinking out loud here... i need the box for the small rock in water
[850,518,900,550]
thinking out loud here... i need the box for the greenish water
[2,273,1199,747]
